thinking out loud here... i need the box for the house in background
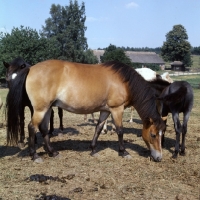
[126,51,165,69]
[170,61,185,71]
[93,50,165,69]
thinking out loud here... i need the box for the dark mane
[148,78,171,92]
[102,61,165,130]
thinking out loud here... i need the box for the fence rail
[169,71,200,76]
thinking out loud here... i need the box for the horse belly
[55,86,109,114]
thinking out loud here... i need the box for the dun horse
[4,58,63,147]
[6,60,166,162]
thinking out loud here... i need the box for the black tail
[6,67,30,145]
[158,86,187,104]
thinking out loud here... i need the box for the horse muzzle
[150,149,162,162]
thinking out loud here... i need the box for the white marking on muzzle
[150,146,162,162]
[12,73,17,79]
[150,130,163,161]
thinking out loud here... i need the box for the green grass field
[191,55,200,68]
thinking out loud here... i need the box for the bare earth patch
[0,89,199,200]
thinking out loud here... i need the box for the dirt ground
[0,89,199,200]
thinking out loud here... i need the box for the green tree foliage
[82,49,98,64]
[0,26,58,76]
[191,46,200,55]
[98,47,161,54]
[100,44,133,66]
[41,0,88,62]
[161,24,192,67]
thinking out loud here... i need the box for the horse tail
[6,67,30,145]
[158,86,187,104]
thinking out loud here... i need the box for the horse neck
[128,76,160,122]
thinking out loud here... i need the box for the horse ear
[149,118,154,125]
[143,118,153,128]
[21,64,26,69]
[3,61,9,68]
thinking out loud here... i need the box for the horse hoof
[34,157,43,163]
[172,154,178,159]
[101,130,107,135]
[179,151,186,156]
[129,119,133,123]
[58,133,63,137]
[49,151,59,157]
[123,154,132,159]
[90,152,99,157]
[54,153,61,159]
[18,142,25,149]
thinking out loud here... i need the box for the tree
[161,24,192,67]
[0,26,58,77]
[101,44,133,66]
[191,46,200,55]
[82,49,98,64]
[41,0,88,62]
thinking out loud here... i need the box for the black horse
[148,79,194,158]
[158,81,194,158]
[3,57,64,148]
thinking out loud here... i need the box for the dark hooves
[119,150,131,159]
[32,154,44,163]
[49,151,59,157]
[179,150,186,156]
[18,142,25,149]
[90,149,99,157]
[172,153,178,159]
[90,151,99,157]
[101,130,107,135]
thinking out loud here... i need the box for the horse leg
[172,113,182,159]
[161,119,167,148]
[91,113,97,123]
[90,111,110,156]
[28,120,42,163]
[58,107,63,131]
[101,119,108,134]
[110,116,116,134]
[180,112,190,156]
[129,106,134,122]
[84,114,87,122]
[39,109,59,157]
[28,108,58,162]
[49,109,54,136]
[111,106,130,158]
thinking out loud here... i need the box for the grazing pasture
[0,75,199,200]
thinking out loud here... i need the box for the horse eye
[151,133,156,138]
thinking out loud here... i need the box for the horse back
[160,81,193,114]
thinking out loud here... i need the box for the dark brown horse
[3,58,63,148]
[6,60,166,162]
[157,81,193,159]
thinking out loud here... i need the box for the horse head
[161,72,173,83]
[3,57,31,84]
[142,118,166,162]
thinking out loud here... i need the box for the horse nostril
[157,157,162,162]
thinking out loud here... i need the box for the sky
[1,0,200,49]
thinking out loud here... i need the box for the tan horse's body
[7,60,167,162]
[26,60,130,116]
